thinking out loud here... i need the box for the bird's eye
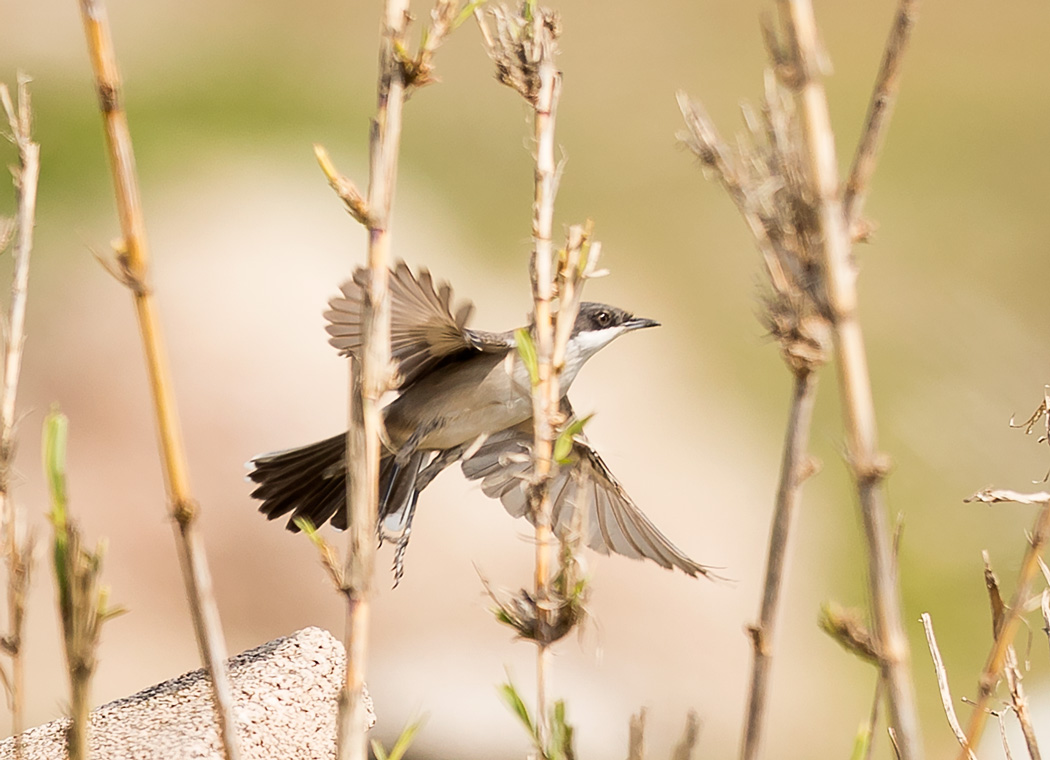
[596,310,611,327]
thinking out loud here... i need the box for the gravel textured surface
[0,627,374,759]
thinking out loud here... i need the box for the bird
[248,260,714,582]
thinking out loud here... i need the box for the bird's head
[568,302,660,361]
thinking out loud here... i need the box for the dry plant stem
[1004,641,1040,760]
[920,613,975,760]
[674,92,789,295]
[527,42,561,749]
[0,76,39,744]
[775,2,922,757]
[997,711,1017,760]
[336,2,407,759]
[740,368,817,760]
[984,551,1042,760]
[75,4,240,759]
[842,0,919,226]
[960,492,1050,756]
[863,677,885,760]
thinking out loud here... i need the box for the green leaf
[499,681,538,743]
[515,328,540,388]
[548,700,576,760]
[43,408,71,606]
[370,740,388,760]
[453,0,488,29]
[43,407,69,525]
[553,414,593,464]
[293,516,320,541]
[848,723,871,760]
[384,717,426,760]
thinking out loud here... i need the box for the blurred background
[1,0,1050,757]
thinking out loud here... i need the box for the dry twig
[1010,387,1050,464]
[74,3,241,758]
[920,613,974,760]
[983,552,1042,760]
[961,490,1050,755]
[766,2,922,756]
[680,3,919,756]
[310,3,471,757]
[477,3,568,745]
[0,73,39,743]
[335,2,408,757]
[842,0,920,230]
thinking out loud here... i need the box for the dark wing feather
[248,433,347,531]
[324,260,481,388]
[460,420,716,578]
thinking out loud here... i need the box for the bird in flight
[248,261,713,583]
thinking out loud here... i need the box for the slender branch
[740,369,818,760]
[842,0,920,229]
[1003,623,1041,759]
[920,613,975,760]
[960,491,1050,755]
[862,676,885,760]
[0,75,37,743]
[0,73,39,747]
[74,3,240,758]
[527,36,561,748]
[335,2,408,759]
[996,709,1017,760]
[773,2,922,757]
[983,551,1041,760]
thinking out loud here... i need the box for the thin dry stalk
[0,74,39,743]
[982,551,1041,760]
[526,33,560,746]
[477,3,565,744]
[678,79,831,760]
[961,490,1050,755]
[740,369,817,759]
[920,613,974,760]
[842,0,920,230]
[75,3,240,758]
[997,709,1017,760]
[671,711,701,760]
[627,709,646,760]
[771,2,922,756]
[332,2,411,757]
[862,677,885,760]
[313,3,467,755]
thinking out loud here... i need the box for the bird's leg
[391,487,422,588]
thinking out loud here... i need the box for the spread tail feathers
[249,433,350,531]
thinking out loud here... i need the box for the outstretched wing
[460,417,717,579]
[324,260,480,388]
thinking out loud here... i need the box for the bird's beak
[624,316,660,332]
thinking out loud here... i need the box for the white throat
[560,326,625,390]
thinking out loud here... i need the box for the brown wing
[324,260,481,388]
[460,419,718,579]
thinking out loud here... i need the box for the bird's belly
[383,352,534,451]
[417,395,533,450]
